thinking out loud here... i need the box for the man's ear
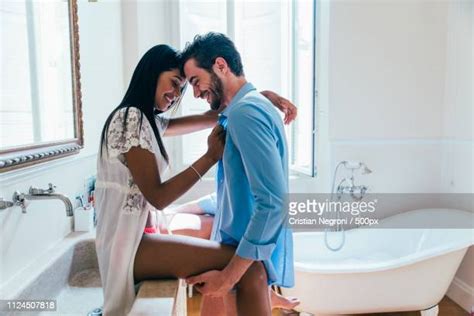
[213,57,228,75]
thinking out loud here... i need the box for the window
[289,0,317,176]
[176,1,227,170]
[174,0,316,176]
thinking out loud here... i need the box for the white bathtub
[281,208,473,315]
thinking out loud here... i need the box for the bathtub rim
[294,238,472,274]
[293,208,473,274]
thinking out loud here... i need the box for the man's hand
[186,255,254,297]
[261,90,298,124]
[186,270,234,297]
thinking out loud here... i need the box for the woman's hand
[205,125,225,162]
[261,90,298,124]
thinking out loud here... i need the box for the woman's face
[154,69,186,112]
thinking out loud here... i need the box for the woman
[95,44,296,315]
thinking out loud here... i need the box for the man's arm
[226,104,287,267]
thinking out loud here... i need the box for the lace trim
[96,180,148,215]
[106,107,155,163]
[123,183,147,214]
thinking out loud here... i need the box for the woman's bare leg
[134,233,232,280]
[133,234,271,315]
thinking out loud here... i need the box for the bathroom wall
[440,1,473,195]
[327,0,448,193]
[288,0,455,195]
[441,1,473,311]
[0,1,125,290]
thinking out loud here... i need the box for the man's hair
[179,32,244,76]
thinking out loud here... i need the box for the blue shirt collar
[219,82,256,118]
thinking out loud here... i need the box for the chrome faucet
[333,161,371,201]
[336,177,369,201]
[325,161,373,251]
[0,198,14,210]
[12,183,73,216]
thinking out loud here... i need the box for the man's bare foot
[270,289,300,310]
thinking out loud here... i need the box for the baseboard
[447,276,474,313]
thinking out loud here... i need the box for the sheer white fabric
[95,107,169,316]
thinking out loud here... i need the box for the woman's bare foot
[270,289,300,310]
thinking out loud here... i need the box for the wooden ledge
[129,279,187,316]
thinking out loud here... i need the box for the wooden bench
[129,279,187,316]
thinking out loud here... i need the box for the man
[180,32,294,315]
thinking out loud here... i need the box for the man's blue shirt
[211,82,294,287]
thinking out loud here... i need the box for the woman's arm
[164,110,218,137]
[164,91,298,137]
[125,126,224,210]
[261,90,298,125]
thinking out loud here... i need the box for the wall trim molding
[446,276,474,313]
[330,139,473,145]
[0,152,97,186]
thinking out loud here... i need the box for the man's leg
[160,213,213,239]
[201,295,226,316]
[270,288,300,310]
[236,261,272,315]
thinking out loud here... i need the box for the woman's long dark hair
[100,45,183,162]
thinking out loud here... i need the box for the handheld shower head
[341,161,372,174]
[342,161,362,169]
[361,164,372,175]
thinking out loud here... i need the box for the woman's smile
[164,93,176,107]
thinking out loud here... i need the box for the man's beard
[209,71,224,111]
